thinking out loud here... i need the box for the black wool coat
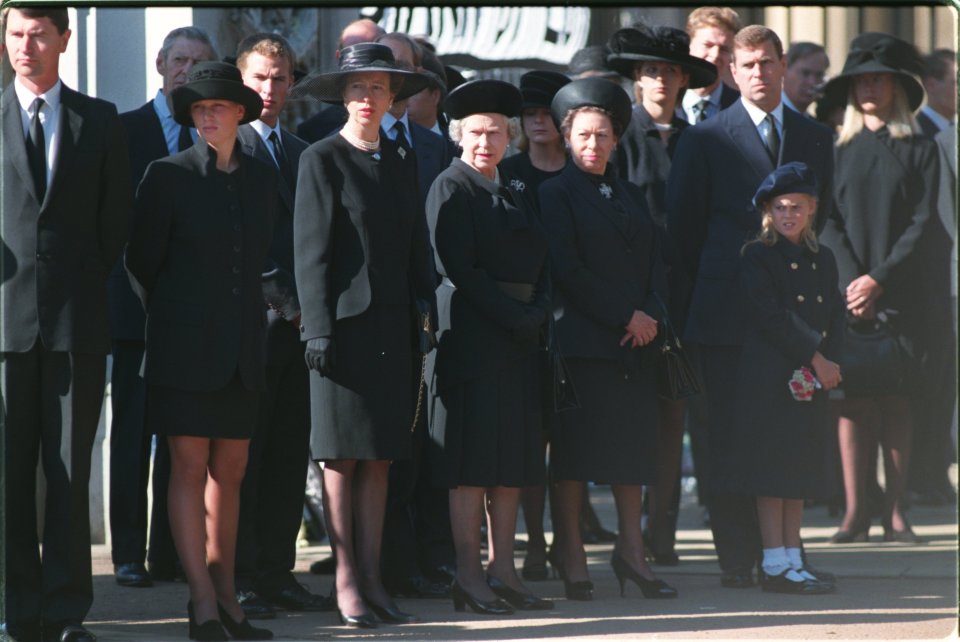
[125,139,277,392]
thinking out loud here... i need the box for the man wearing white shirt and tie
[916,49,957,138]
[678,6,742,123]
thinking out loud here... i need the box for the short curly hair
[447,114,521,144]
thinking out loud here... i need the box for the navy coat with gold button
[732,239,844,499]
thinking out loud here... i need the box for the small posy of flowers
[789,366,820,402]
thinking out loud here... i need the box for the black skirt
[550,357,657,485]
[429,351,544,488]
[310,303,414,461]
[147,370,259,439]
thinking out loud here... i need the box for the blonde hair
[836,76,919,145]
[447,115,521,144]
[744,195,819,254]
[686,6,741,38]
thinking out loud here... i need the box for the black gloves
[512,307,546,343]
[305,337,335,376]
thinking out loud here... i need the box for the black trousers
[235,316,312,592]
[2,341,106,630]
[699,344,762,574]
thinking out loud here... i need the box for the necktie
[391,120,411,151]
[25,98,47,203]
[764,114,781,163]
[693,99,710,123]
[268,130,294,189]
[178,125,193,152]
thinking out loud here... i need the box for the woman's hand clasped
[305,337,336,376]
[846,274,883,319]
[811,351,841,390]
[620,310,658,349]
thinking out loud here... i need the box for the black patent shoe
[337,609,377,628]
[486,575,553,610]
[186,602,228,642]
[49,624,97,642]
[216,604,272,640]
[363,596,420,624]
[719,569,754,589]
[115,562,153,588]
[562,578,594,601]
[450,581,514,615]
[760,569,833,594]
[882,516,926,544]
[236,590,277,620]
[610,554,678,599]
[260,582,335,612]
[384,573,450,599]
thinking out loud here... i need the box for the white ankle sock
[761,547,790,576]
[786,547,817,580]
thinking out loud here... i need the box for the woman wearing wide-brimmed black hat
[819,32,941,545]
[426,79,553,615]
[126,61,275,641]
[539,78,677,602]
[291,43,437,628]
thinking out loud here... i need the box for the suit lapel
[45,86,84,209]
[2,87,39,203]
[238,124,294,212]
[723,101,773,180]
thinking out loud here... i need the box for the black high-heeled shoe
[881,516,926,544]
[337,609,378,628]
[486,575,553,611]
[643,530,680,566]
[362,596,420,624]
[187,602,228,642]
[521,545,549,581]
[610,554,678,599]
[216,603,273,640]
[829,517,871,544]
[562,577,594,601]
[450,580,514,615]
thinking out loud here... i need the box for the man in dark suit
[232,32,333,619]
[782,42,829,116]
[1,7,130,642]
[109,25,215,590]
[296,18,384,143]
[666,25,834,591]
[374,30,455,599]
[678,6,741,123]
[916,49,956,138]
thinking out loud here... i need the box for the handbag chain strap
[410,354,427,433]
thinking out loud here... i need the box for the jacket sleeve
[124,161,173,308]
[293,147,336,340]
[99,103,133,268]
[665,127,709,280]
[539,182,634,329]
[431,182,528,331]
[740,244,823,365]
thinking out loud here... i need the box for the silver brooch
[397,147,407,160]
[372,152,381,161]
[599,183,613,199]
[510,179,526,192]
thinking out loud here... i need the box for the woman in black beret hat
[819,32,941,546]
[427,79,553,614]
[292,42,436,628]
[539,78,677,601]
[126,61,273,640]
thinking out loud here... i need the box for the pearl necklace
[339,128,380,153]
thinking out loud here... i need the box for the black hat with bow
[606,24,718,89]
[823,32,925,111]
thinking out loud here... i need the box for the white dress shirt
[741,97,784,146]
[381,111,414,147]
[15,77,62,187]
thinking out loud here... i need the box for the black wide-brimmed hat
[606,25,718,89]
[171,61,263,126]
[753,162,819,208]
[823,32,925,111]
[568,45,621,81]
[551,77,633,133]
[290,42,430,104]
[444,79,523,120]
[519,70,571,109]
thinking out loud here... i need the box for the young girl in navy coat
[734,163,844,594]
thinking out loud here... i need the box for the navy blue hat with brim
[823,32,925,111]
[606,26,718,89]
[519,70,571,109]
[171,61,264,126]
[289,42,430,104]
[753,162,819,208]
[550,77,632,134]
[444,79,523,120]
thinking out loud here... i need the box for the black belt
[441,276,535,303]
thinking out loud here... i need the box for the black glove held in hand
[512,308,546,343]
[304,337,335,376]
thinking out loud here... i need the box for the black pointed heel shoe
[610,554,678,599]
[561,577,594,601]
[187,602,228,642]
[337,609,377,628]
[216,603,273,640]
[486,575,553,610]
[362,596,420,624]
[450,580,514,615]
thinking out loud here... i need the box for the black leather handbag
[546,315,580,412]
[653,293,702,401]
[841,315,904,397]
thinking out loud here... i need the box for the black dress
[539,163,663,485]
[426,159,550,488]
[820,126,941,394]
[126,141,277,439]
[499,152,563,215]
[294,134,436,461]
[732,240,845,499]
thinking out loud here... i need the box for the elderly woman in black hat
[607,22,718,567]
[539,78,676,601]
[426,79,552,615]
[126,61,275,641]
[291,43,436,628]
[819,33,941,545]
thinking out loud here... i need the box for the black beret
[550,77,632,133]
[753,162,819,208]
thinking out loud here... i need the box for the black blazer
[409,121,452,206]
[1,83,131,353]
[108,99,170,341]
[665,100,834,346]
[293,134,436,342]
[539,162,663,363]
[125,139,277,392]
